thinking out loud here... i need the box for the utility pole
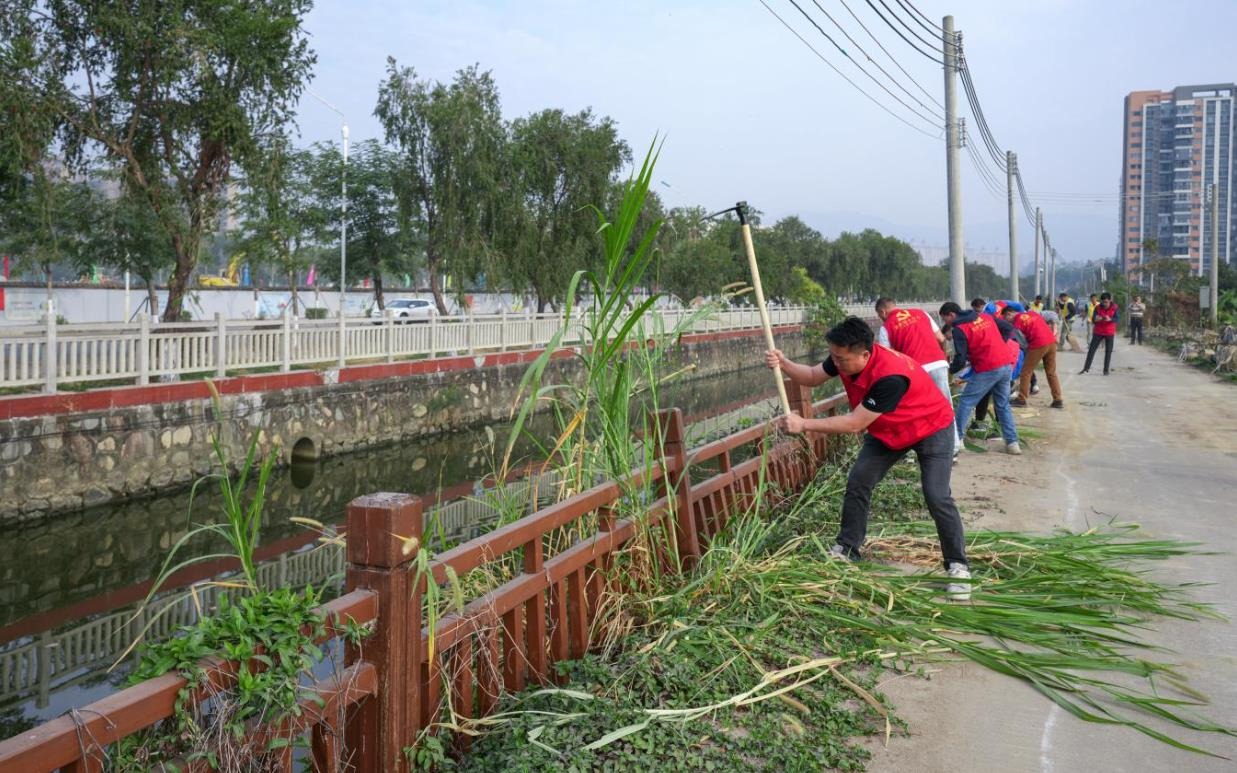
[1049,245,1057,304]
[1033,207,1042,298]
[943,15,965,304]
[1210,183,1219,328]
[1007,150,1018,301]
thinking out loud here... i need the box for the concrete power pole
[1034,207,1042,297]
[1050,246,1058,303]
[943,16,965,304]
[1007,150,1019,301]
[1210,183,1220,328]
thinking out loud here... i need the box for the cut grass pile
[460,453,1234,770]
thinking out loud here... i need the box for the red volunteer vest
[957,313,1007,373]
[1005,337,1021,367]
[1092,303,1118,337]
[883,308,944,367]
[1012,311,1055,349]
[841,345,955,451]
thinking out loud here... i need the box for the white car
[370,298,435,323]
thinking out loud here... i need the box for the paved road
[867,341,1237,773]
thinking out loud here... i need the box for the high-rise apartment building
[1121,84,1233,277]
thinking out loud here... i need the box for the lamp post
[306,88,349,367]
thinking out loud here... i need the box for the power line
[860,0,945,64]
[784,0,944,128]
[899,0,944,33]
[808,0,944,121]
[756,0,942,139]
[836,0,944,111]
[893,0,944,37]
[866,0,946,61]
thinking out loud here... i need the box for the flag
[307,265,317,286]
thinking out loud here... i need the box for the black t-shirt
[821,358,910,414]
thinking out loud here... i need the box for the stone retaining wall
[0,328,807,520]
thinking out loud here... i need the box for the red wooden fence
[0,381,845,771]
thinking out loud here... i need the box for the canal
[0,361,826,735]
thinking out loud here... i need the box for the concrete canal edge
[0,327,809,521]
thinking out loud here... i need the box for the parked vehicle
[370,298,435,323]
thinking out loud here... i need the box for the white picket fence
[0,302,945,393]
[0,306,815,393]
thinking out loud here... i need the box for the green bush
[305,307,329,319]
[803,295,848,352]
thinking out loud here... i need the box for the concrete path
[867,341,1237,772]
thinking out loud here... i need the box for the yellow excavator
[198,253,244,287]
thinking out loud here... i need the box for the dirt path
[865,341,1237,772]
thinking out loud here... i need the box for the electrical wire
[900,0,944,33]
[867,0,946,60]
[808,0,944,121]
[784,0,944,128]
[757,0,942,139]
[861,0,945,64]
[836,0,944,111]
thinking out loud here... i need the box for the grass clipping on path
[464,474,1234,769]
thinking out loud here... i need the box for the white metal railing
[0,302,946,393]
[0,306,817,393]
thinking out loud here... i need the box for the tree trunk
[162,243,195,322]
[288,269,299,315]
[373,272,385,310]
[428,256,449,315]
[536,294,548,314]
[44,262,53,315]
[145,277,158,319]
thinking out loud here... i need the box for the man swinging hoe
[765,317,972,600]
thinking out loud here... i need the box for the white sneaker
[1005,441,1022,455]
[827,543,855,563]
[947,562,972,601]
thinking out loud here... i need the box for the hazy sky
[292,0,1237,264]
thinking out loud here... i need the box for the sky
[291,0,1237,268]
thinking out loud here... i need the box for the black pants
[1084,334,1114,374]
[1129,317,1144,345]
[838,426,968,567]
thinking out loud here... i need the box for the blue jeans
[954,365,1017,444]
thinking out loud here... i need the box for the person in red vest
[874,298,950,403]
[766,317,971,599]
[1081,292,1119,375]
[1001,306,1064,408]
[939,301,1021,456]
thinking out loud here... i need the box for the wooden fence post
[653,408,699,568]
[786,379,819,478]
[344,493,422,773]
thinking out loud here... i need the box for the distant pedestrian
[1128,295,1146,345]
[939,301,1021,456]
[1085,293,1099,342]
[1056,293,1083,352]
[1031,295,1045,312]
[1002,306,1064,409]
[1081,292,1118,375]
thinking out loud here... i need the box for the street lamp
[305,88,349,367]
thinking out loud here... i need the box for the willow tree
[503,109,629,312]
[1,0,316,320]
[375,61,505,315]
